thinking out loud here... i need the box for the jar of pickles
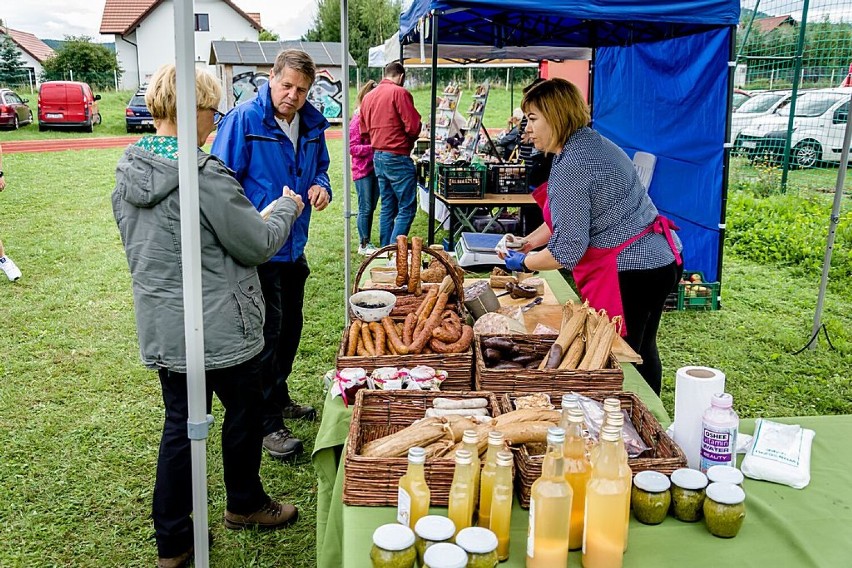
[706,465,744,486]
[414,515,456,565]
[423,542,468,568]
[704,482,746,538]
[455,526,499,568]
[370,523,417,568]
[631,470,671,525]
[670,468,708,522]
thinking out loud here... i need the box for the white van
[730,90,790,144]
[737,87,852,168]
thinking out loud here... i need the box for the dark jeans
[619,261,683,395]
[153,356,268,557]
[257,256,310,435]
[354,172,380,246]
[374,151,417,247]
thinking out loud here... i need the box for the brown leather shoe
[281,403,317,421]
[224,500,299,530]
[157,547,192,568]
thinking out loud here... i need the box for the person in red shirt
[359,62,422,246]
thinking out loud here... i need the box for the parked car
[737,87,852,168]
[732,88,753,111]
[730,90,791,144]
[37,81,102,132]
[125,88,154,133]
[0,88,34,129]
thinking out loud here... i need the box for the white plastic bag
[741,418,815,489]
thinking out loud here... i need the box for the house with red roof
[0,26,55,86]
[99,0,262,91]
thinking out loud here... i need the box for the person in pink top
[350,80,379,255]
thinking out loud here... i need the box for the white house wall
[115,33,140,91]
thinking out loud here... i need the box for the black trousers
[618,261,682,395]
[256,256,310,435]
[153,356,268,557]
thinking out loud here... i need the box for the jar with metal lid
[631,470,671,525]
[423,542,468,568]
[704,482,746,538]
[370,523,417,568]
[455,526,499,568]
[706,465,744,486]
[670,468,708,522]
[414,515,456,565]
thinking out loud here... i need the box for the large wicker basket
[499,391,685,508]
[474,334,624,395]
[337,243,473,390]
[343,389,501,506]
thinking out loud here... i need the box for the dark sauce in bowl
[354,301,388,310]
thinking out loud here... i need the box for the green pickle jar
[631,470,672,525]
[370,523,417,568]
[704,482,746,538]
[455,526,499,568]
[706,465,744,486]
[414,515,456,565]
[670,468,708,522]
[423,542,468,568]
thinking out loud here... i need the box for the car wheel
[793,141,820,169]
[38,123,46,132]
[13,115,19,130]
[85,120,94,133]
[27,111,33,125]
[95,113,102,125]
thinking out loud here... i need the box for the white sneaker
[0,256,21,281]
[357,244,378,256]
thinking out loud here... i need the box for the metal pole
[809,92,852,349]
[174,1,210,566]
[427,12,439,246]
[716,25,738,305]
[341,0,353,320]
[509,67,513,111]
[780,0,810,191]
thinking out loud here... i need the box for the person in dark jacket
[212,49,332,460]
[112,64,304,568]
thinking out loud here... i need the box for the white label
[526,497,535,558]
[700,423,737,471]
[397,486,411,526]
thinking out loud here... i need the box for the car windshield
[129,95,147,107]
[736,92,786,113]
[778,93,845,117]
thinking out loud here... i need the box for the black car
[0,88,34,129]
[125,89,153,133]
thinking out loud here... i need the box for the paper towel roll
[672,366,726,469]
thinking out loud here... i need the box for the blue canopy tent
[400,0,740,284]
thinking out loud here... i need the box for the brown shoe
[157,547,192,568]
[224,500,298,530]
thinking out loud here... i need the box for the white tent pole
[808,92,852,350]
[174,1,211,566]
[342,0,352,320]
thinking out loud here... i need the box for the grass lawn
[1,138,851,565]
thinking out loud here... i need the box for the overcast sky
[1,0,319,42]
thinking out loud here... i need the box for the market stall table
[435,191,536,249]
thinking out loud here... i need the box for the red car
[0,88,34,129]
[38,81,101,132]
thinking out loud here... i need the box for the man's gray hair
[272,49,316,84]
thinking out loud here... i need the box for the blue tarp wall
[401,0,740,282]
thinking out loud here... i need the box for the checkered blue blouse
[546,127,682,272]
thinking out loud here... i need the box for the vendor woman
[503,78,682,394]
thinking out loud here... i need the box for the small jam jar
[370,523,417,568]
[704,482,746,538]
[706,465,744,486]
[414,515,456,565]
[631,470,672,525]
[670,468,708,522]
[423,542,468,568]
[455,526,499,568]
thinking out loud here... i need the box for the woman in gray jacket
[112,65,304,568]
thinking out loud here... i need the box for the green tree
[40,35,121,90]
[259,29,280,41]
[304,0,401,67]
[0,34,27,87]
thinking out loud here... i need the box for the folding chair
[632,151,657,190]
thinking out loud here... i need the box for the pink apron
[531,182,553,231]
[572,215,682,336]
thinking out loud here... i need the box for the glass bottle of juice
[448,449,474,536]
[490,450,514,561]
[582,425,631,568]
[563,407,591,551]
[462,430,481,523]
[559,393,580,430]
[478,431,504,529]
[604,412,632,552]
[527,427,573,568]
[397,446,431,529]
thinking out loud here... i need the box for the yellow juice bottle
[563,408,592,551]
[490,450,514,561]
[604,411,632,552]
[478,431,504,529]
[397,446,431,529]
[447,449,474,537]
[582,426,631,568]
[462,430,481,523]
[527,427,573,568]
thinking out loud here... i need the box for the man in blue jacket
[212,49,331,460]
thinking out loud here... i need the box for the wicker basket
[343,389,501,506]
[499,391,686,508]
[474,334,624,395]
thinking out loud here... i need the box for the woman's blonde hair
[145,64,222,124]
[356,80,377,106]
[521,78,590,151]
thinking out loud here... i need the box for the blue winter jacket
[211,83,332,263]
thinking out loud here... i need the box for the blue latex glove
[504,250,527,272]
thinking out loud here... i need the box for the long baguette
[360,416,446,457]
